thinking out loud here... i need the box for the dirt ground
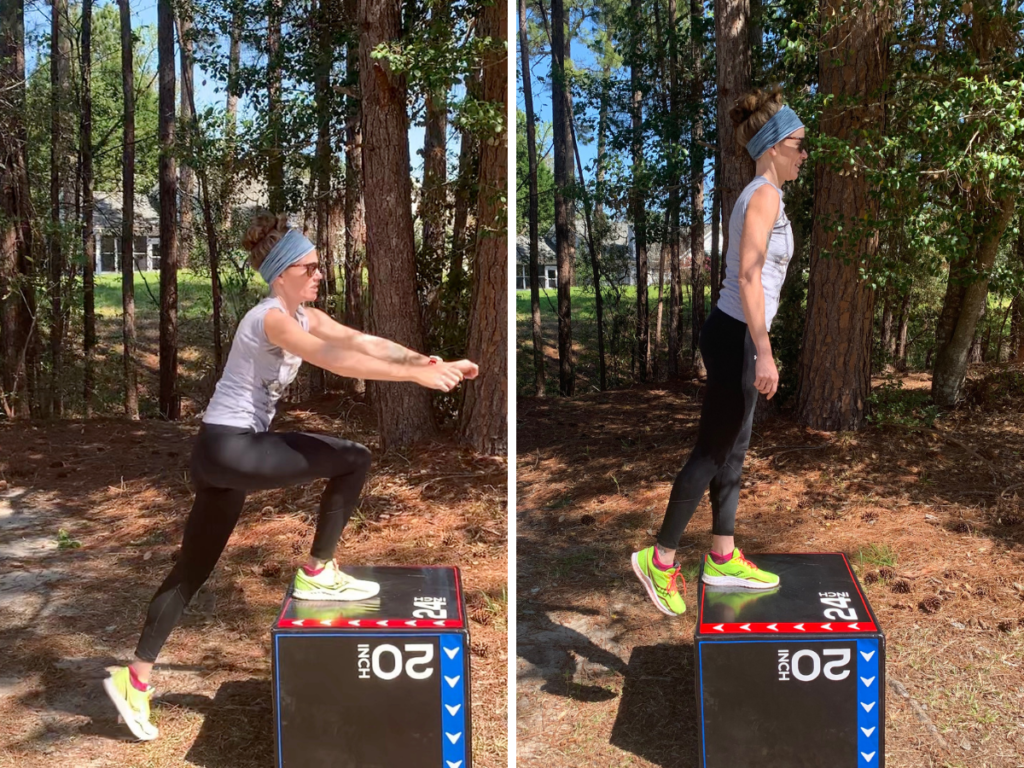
[516,369,1024,768]
[0,398,507,767]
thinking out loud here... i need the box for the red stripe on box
[700,621,877,634]
[279,618,465,629]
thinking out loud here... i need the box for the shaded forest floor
[0,399,507,767]
[516,367,1024,768]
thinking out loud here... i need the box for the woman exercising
[103,213,478,739]
[632,87,808,616]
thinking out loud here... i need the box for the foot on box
[702,548,779,589]
[293,560,381,601]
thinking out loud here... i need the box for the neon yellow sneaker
[701,548,779,589]
[631,546,687,616]
[102,666,158,741]
[293,560,381,601]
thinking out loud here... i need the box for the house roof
[93,191,160,236]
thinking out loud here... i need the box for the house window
[516,265,527,290]
[100,236,117,273]
[545,266,557,289]
[134,236,148,272]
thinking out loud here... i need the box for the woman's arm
[737,184,780,399]
[305,306,431,365]
[264,309,465,392]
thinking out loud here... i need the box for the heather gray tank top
[717,176,794,330]
[202,296,308,432]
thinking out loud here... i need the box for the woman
[632,88,808,616]
[103,213,478,739]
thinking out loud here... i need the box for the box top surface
[696,552,880,636]
[275,565,465,630]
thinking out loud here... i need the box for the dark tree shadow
[609,644,700,768]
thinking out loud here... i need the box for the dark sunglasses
[288,262,322,278]
[783,137,809,153]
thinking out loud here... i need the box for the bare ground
[0,399,507,767]
[516,370,1024,768]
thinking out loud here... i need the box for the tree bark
[450,61,479,293]
[710,148,722,304]
[221,5,241,233]
[551,0,575,395]
[0,0,35,418]
[158,0,179,419]
[715,0,753,274]
[177,3,195,267]
[667,0,682,378]
[119,0,139,418]
[690,0,706,376]
[932,192,1017,404]
[520,0,545,396]
[344,0,365,334]
[797,0,888,431]
[421,1,448,297]
[895,286,911,370]
[459,0,506,455]
[359,0,435,447]
[630,0,650,382]
[1012,224,1024,363]
[49,0,71,416]
[267,0,285,211]
[82,0,96,415]
[879,286,894,360]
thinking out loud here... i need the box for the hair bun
[242,212,290,256]
[729,86,784,129]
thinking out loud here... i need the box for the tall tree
[343,0,365,335]
[714,0,753,274]
[158,0,179,419]
[797,0,889,430]
[551,0,575,395]
[520,0,545,396]
[360,0,435,446]
[450,62,479,292]
[629,0,650,381]
[119,0,139,418]
[0,0,35,418]
[82,0,96,415]
[689,0,707,373]
[667,0,682,378]
[459,0,507,454]
[177,0,195,266]
[421,0,449,296]
[49,0,72,416]
[710,147,722,304]
[267,0,285,211]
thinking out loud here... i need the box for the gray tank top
[717,176,794,330]
[202,296,308,432]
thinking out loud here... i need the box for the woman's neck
[271,291,300,317]
[755,161,782,188]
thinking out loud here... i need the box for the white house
[92,191,161,274]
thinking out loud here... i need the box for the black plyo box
[271,565,470,768]
[695,553,885,768]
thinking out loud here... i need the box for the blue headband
[746,106,805,160]
[258,228,316,284]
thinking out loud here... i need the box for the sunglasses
[288,262,322,278]
[782,137,810,153]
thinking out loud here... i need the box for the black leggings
[657,307,758,548]
[134,423,372,663]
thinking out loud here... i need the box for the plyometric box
[695,553,885,768]
[272,565,470,768]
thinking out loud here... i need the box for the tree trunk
[520,0,545,396]
[710,149,722,304]
[421,1,448,298]
[49,0,71,416]
[667,0,682,378]
[82,0,96,415]
[119,0,139,418]
[314,0,337,307]
[1013,224,1024,363]
[359,0,435,447]
[267,0,285,211]
[690,0,706,376]
[715,0,754,273]
[177,4,195,267]
[630,0,650,382]
[895,286,911,370]
[551,0,575,395]
[932,192,1017,404]
[221,6,241,233]
[796,0,888,431]
[593,65,610,389]
[459,0,506,455]
[0,0,35,418]
[344,0,365,335]
[879,287,894,361]
[450,61,480,293]
[158,0,179,419]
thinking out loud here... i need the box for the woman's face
[774,127,808,183]
[274,249,322,304]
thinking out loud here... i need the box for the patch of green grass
[480,587,507,618]
[867,377,941,428]
[56,528,81,550]
[552,550,598,578]
[856,543,897,568]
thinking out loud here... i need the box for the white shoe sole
[631,552,683,617]
[102,672,159,741]
[293,582,381,602]
[701,573,779,590]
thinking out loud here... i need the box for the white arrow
[767,623,778,631]
[861,752,876,762]
[376,620,389,627]
[444,647,460,659]
[445,675,461,688]
[319,620,332,626]
[405,621,417,627]
[821,623,832,631]
[347,620,361,627]
[713,624,724,632]
[861,701,876,713]
[849,623,860,630]
[445,704,462,716]
[861,676,876,687]
[446,732,462,744]
[740,623,751,632]
[861,727,876,737]
[794,624,805,631]
[861,650,875,662]
[434,620,447,626]
[447,762,463,768]
[292,619,305,627]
